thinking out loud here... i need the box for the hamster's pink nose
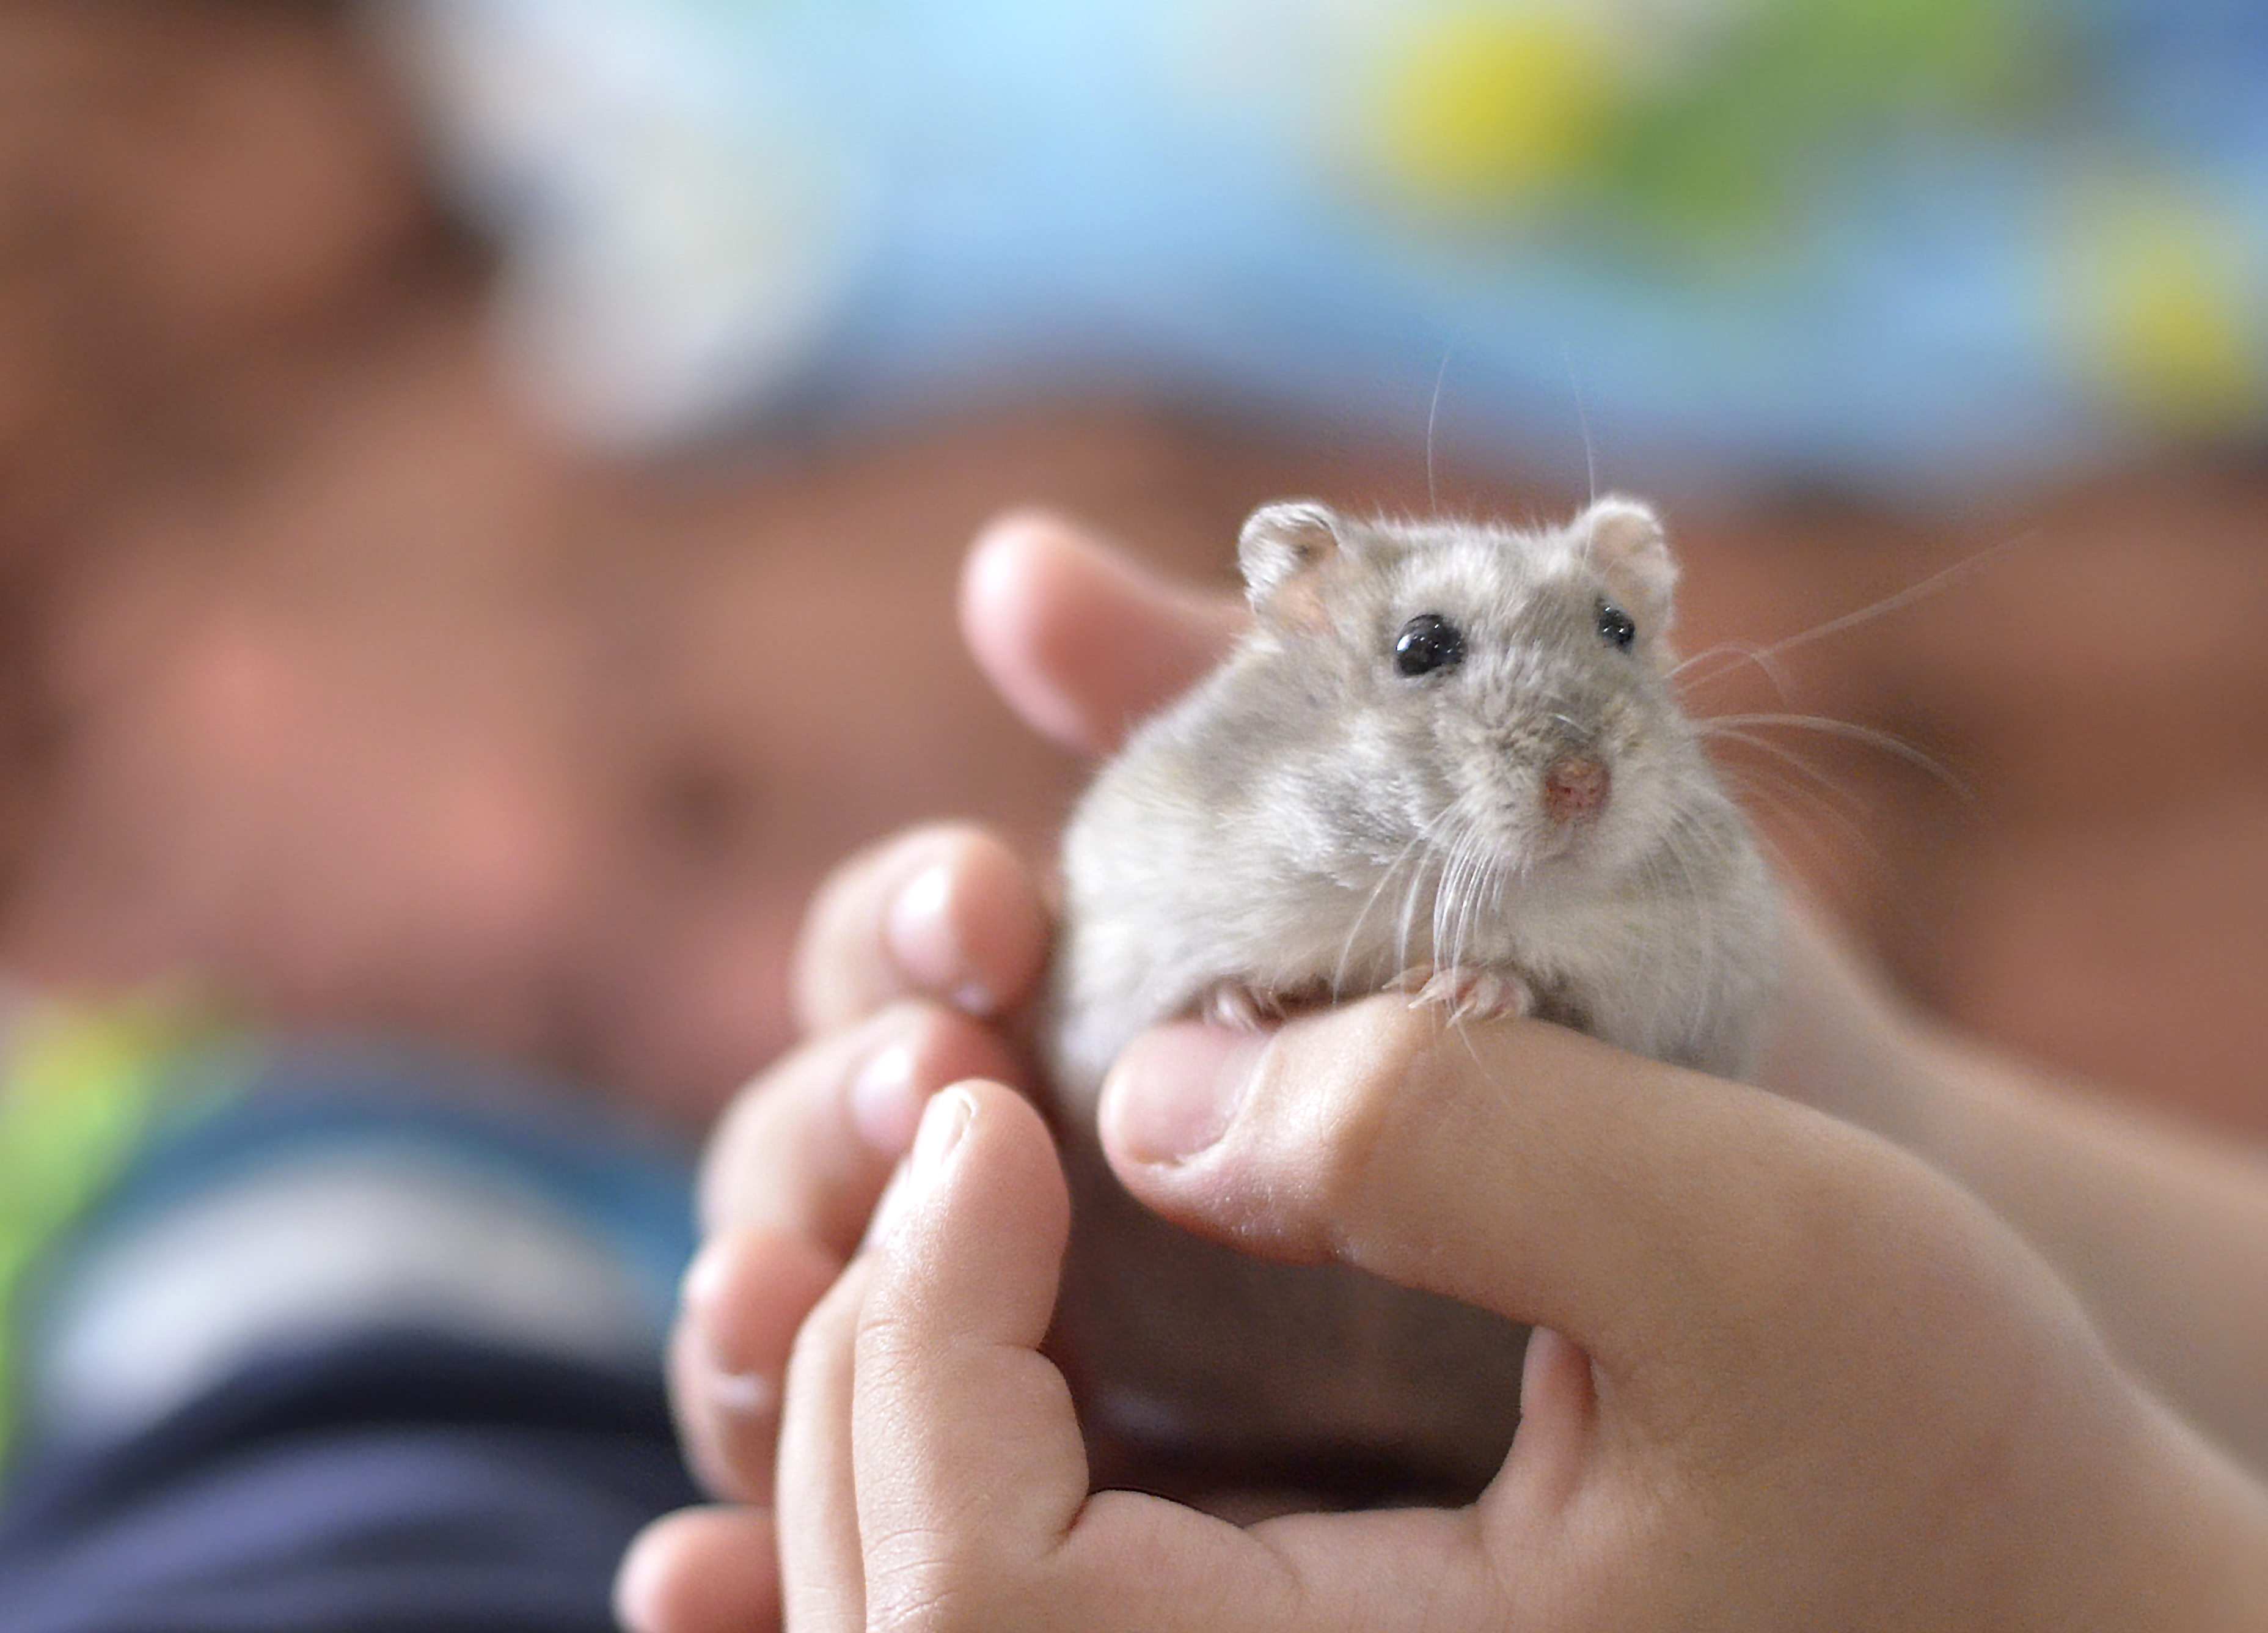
[1543,752,1609,824]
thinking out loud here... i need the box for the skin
[617,512,2268,1633]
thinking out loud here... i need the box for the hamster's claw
[1396,964,1533,1024]
[1202,981,1283,1031]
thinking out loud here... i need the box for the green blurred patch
[1369,0,2058,264]
[0,996,233,1470]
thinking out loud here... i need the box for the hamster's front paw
[1394,964,1534,1024]
[1201,980,1286,1030]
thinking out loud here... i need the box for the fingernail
[695,1349,776,1420]
[887,861,995,1015]
[849,1027,923,1155]
[1102,1024,1267,1164]
[910,1084,974,1185]
[678,1242,777,1417]
[864,1085,975,1249]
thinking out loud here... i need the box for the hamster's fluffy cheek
[1316,706,1439,845]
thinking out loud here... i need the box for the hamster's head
[1235,496,1703,884]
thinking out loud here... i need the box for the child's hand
[617,510,2268,1631]
[665,512,1247,1504]
[610,818,1046,1633]
[766,1011,2268,1632]
[616,514,1248,1632]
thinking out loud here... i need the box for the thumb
[1094,1000,2032,1426]
[959,510,1246,757]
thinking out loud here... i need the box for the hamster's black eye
[1596,600,1636,650]
[1394,613,1465,677]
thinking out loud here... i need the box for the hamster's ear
[1238,500,1347,632]
[1577,495,1678,638]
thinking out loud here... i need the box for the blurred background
[1,0,2265,1136]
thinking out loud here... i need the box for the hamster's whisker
[1436,832,1478,987]
[1704,736,1879,856]
[1674,530,2032,727]
[1714,752,1868,854]
[1727,768,1911,906]
[1671,640,1796,702]
[1434,804,1502,991]
[1747,532,2035,667]
[1337,824,1438,999]
[1716,772,1867,880]
[1390,815,1454,992]
[1425,346,1454,512]
[1672,799,1750,899]
[1702,713,1973,804]
[1700,724,1870,812]
[1427,829,1463,977]
[1682,531,2034,699]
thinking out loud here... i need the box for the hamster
[1042,495,1779,1504]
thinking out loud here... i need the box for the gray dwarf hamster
[1043,496,1779,1503]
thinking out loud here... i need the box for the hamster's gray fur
[1043,497,1780,1502]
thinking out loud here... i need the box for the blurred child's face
[2,383,1272,1126]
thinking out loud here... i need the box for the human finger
[960,509,1246,757]
[847,1082,1093,1610]
[669,1224,839,1503]
[791,822,1049,1036]
[698,999,1022,1244]
[1093,1000,2087,1428]
[775,1253,874,1633]
[679,1001,1014,1503]
[1130,1011,2268,1626]
[615,1505,781,1633]
[838,1081,1510,1631]
[844,1081,1242,1629]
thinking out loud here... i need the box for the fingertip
[836,1004,1021,1166]
[671,1227,839,1502]
[1100,997,1433,1260]
[792,823,1048,1034]
[867,1078,1068,1334]
[879,828,1048,1019]
[961,507,1246,756]
[962,510,1113,754]
[1099,1021,1269,1167]
[844,1026,926,1155]
[615,1506,781,1633]
[613,1514,675,1633]
[858,1081,975,1253]
[681,1226,841,1392]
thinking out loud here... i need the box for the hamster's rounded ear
[1237,500,1347,631]
[1577,496,1678,634]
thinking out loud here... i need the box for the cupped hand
[615,509,1939,1632]
[613,822,1036,1633]
[617,514,1246,1633]
[623,509,2268,1633]
[768,1010,2267,1631]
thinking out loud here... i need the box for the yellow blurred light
[1375,7,1619,208]
[2064,185,2267,433]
